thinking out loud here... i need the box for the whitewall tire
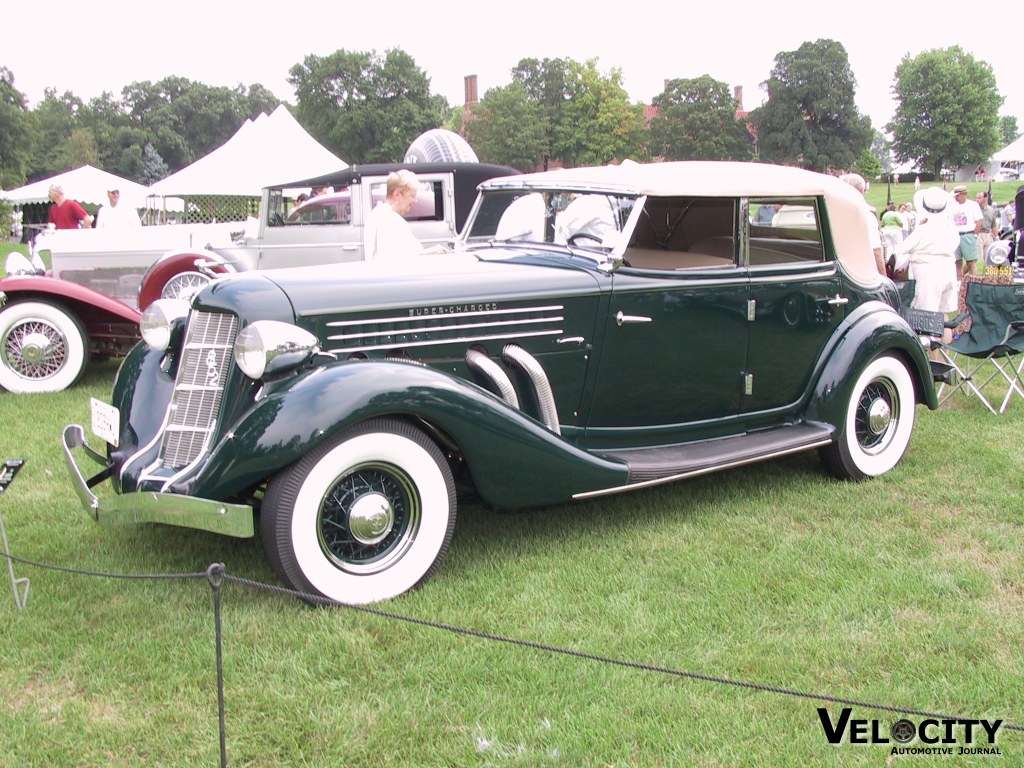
[0,301,89,393]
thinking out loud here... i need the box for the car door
[582,197,750,444]
[742,197,846,413]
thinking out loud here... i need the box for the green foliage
[888,47,1002,177]
[998,115,1019,146]
[509,57,647,168]
[0,66,32,188]
[752,39,872,171]
[853,148,882,180]
[464,82,549,171]
[649,75,752,161]
[139,143,170,185]
[289,49,449,164]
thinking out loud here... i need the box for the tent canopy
[1,165,151,208]
[147,105,348,198]
[992,135,1024,164]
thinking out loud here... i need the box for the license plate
[90,398,120,448]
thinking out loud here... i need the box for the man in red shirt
[47,185,92,229]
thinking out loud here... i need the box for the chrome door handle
[826,295,849,306]
[616,311,653,326]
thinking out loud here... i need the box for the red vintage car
[0,252,140,393]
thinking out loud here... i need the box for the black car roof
[274,162,518,232]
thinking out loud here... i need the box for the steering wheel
[567,232,602,247]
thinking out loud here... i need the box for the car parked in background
[1,162,516,392]
[994,166,1020,182]
[64,161,937,605]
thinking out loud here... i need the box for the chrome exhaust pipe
[465,348,520,409]
[501,344,560,435]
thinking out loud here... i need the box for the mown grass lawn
[1,353,1021,767]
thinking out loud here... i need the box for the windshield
[463,189,638,251]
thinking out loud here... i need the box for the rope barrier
[1,548,1020,766]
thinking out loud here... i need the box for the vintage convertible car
[63,161,938,604]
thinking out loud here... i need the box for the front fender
[807,301,937,427]
[138,248,234,310]
[0,275,141,324]
[187,360,629,508]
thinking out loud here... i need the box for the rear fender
[807,301,936,427]
[138,248,234,310]
[186,360,629,508]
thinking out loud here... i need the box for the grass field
[1,175,1022,766]
[0,350,1022,766]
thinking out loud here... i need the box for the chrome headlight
[140,299,191,351]
[234,321,319,380]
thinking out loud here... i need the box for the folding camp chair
[936,275,1024,414]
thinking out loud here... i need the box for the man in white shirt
[364,170,447,259]
[948,185,983,278]
[95,189,141,228]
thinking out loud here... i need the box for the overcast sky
[5,2,1021,143]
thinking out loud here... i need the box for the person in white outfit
[95,190,141,228]
[893,187,959,359]
[364,170,447,259]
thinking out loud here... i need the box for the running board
[575,423,834,500]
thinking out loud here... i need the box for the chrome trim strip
[571,439,833,500]
[323,304,566,327]
[327,328,563,354]
[159,421,219,492]
[327,315,564,343]
[121,402,175,485]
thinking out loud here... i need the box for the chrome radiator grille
[159,311,238,469]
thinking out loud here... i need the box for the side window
[624,197,737,270]
[747,198,825,266]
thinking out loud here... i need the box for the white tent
[147,105,347,198]
[1,165,151,209]
[992,135,1024,163]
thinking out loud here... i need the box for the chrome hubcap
[347,493,395,545]
[19,331,53,366]
[866,398,892,435]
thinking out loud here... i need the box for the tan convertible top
[482,161,880,285]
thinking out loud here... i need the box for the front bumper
[62,424,255,538]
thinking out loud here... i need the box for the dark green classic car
[63,161,937,604]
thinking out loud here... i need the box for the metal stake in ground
[0,459,30,609]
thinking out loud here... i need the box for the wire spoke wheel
[0,301,88,393]
[262,418,457,604]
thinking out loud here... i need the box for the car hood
[250,251,605,316]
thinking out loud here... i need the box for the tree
[27,89,95,180]
[289,48,448,163]
[888,47,1002,178]
[510,57,646,167]
[0,67,32,188]
[464,83,548,171]
[751,39,872,172]
[853,148,881,181]
[998,116,1019,146]
[140,143,171,185]
[649,75,752,161]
